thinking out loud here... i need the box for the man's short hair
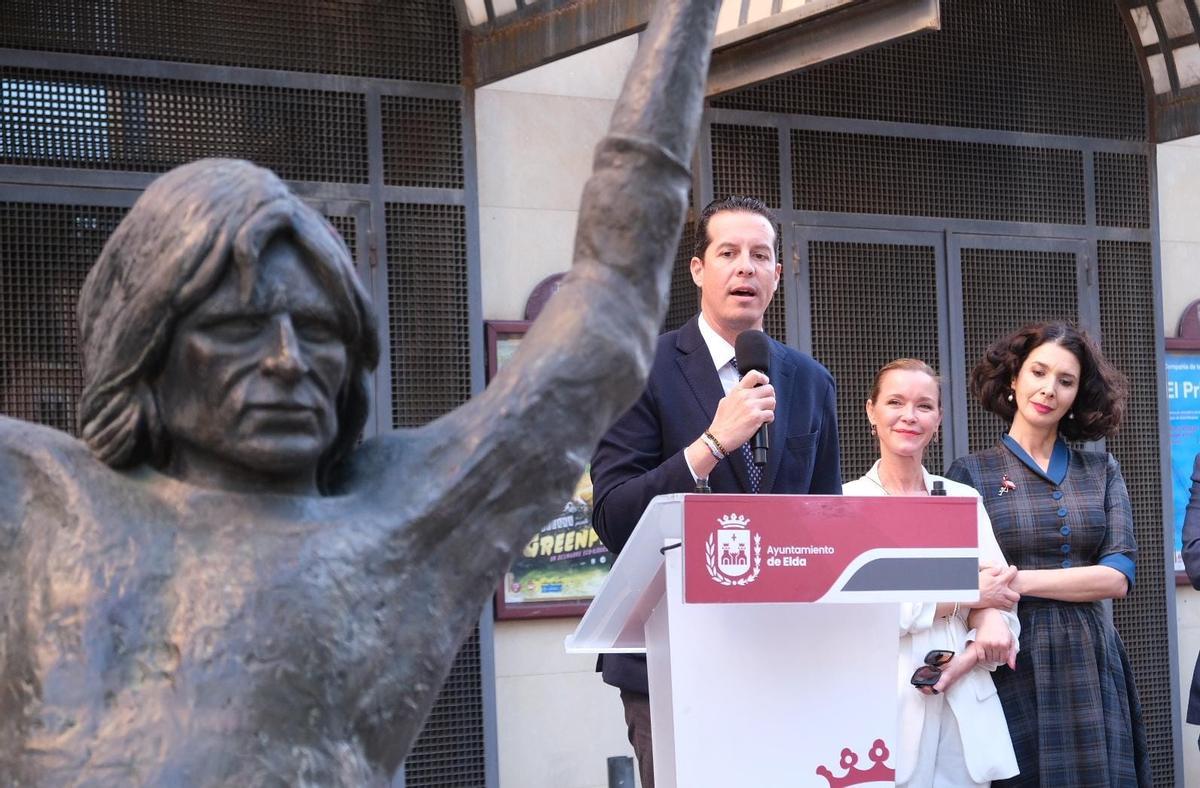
[692,195,778,260]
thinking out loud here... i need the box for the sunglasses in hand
[910,649,954,691]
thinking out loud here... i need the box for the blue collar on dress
[1001,434,1068,485]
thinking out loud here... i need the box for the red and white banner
[683,494,978,604]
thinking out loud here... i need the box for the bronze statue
[0,0,723,784]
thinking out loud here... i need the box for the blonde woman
[844,359,1019,786]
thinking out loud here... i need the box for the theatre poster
[486,318,617,618]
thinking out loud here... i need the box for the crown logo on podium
[705,512,760,585]
[718,513,750,528]
[815,739,895,787]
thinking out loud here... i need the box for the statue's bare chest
[17,495,395,784]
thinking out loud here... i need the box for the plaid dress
[947,438,1151,787]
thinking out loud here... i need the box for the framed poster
[1166,338,1200,581]
[485,319,616,619]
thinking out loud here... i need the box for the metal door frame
[945,232,1096,459]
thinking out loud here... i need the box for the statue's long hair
[77,158,379,491]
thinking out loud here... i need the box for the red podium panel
[683,494,978,604]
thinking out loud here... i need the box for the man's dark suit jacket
[1181,455,1200,725]
[590,315,842,694]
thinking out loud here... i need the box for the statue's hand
[708,370,774,453]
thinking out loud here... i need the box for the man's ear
[689,256,704,288]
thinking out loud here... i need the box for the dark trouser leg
[619,690,654,788]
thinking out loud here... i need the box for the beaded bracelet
[703,430,728,459]
[700,432,725,460]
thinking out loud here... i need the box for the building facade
[0,1,1194,785]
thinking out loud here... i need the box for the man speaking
[590,195,842,787]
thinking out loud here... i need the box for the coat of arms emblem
[705,513,762,586]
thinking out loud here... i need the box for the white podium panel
[650,548,898,788]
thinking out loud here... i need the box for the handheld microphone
[734,329,771,467]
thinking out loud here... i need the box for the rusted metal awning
[459,0,940,96]
[707,0,938,96]
[1117,0,1200,140]
[457,0,1200,141]
[459,0,647,87]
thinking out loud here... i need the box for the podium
[567,493,979,788]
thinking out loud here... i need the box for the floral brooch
[997,474,1017,497]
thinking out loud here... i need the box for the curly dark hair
[970,321,1127,442]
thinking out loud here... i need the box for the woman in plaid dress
[947,322,1151,787]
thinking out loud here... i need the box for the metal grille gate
[672,0,1179,780]
[0,2,489,785]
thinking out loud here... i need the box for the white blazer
[844,462,1019,784]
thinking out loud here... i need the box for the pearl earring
[869,423,877,436]
[1007,391,1014,402]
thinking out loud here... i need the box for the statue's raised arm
[365,0,724,573]
[338,0,724,764]
[0,0,722,784]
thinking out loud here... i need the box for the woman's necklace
[871,467,928,496]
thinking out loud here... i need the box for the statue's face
[153,236,349,494]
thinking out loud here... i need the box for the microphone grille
[734,330,771,375]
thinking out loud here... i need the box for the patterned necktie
[729,356,762,494]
